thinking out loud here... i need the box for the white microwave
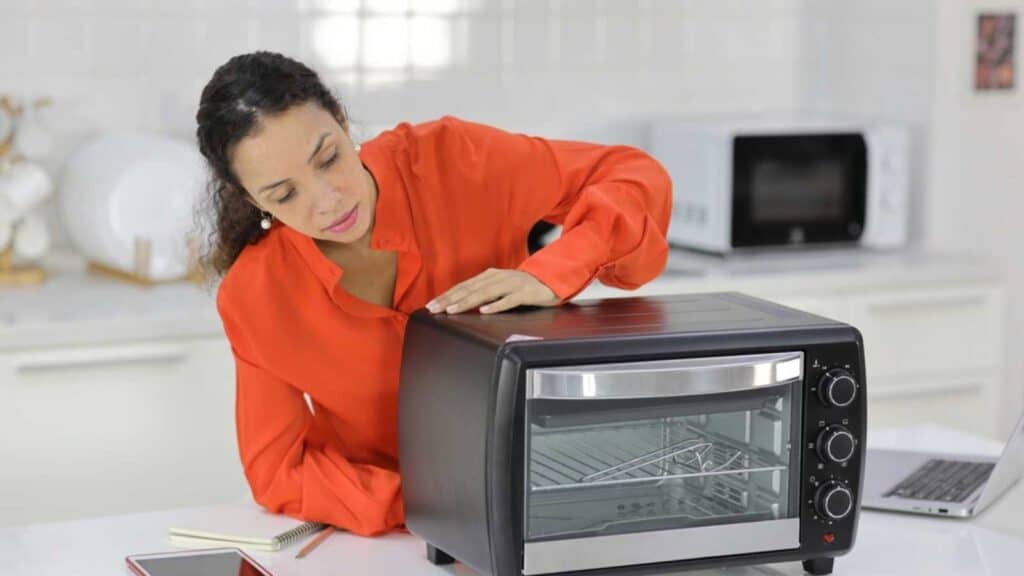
[649,119,910,253]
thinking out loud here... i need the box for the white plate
[58,133,206,281]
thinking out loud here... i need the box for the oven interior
[525,390,798,541]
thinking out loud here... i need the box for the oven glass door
[522,352,803,575]
[732,133,867,247]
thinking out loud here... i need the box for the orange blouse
[216,116,673,536]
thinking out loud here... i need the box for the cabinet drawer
[866,373,1000,439]
[848,286,1003,378]
[0,337,247,527]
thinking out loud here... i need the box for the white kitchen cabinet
[0,336,248,528]
[847,286,1004,377]
[764,284,1005,439]
[865,372,1001,435]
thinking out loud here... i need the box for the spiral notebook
[168,504,327,552]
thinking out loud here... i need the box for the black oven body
[399,293,866,576]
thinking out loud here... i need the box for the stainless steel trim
[522,518,800,575]
[527,352,804,400]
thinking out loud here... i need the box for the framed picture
[976,12,1016,91]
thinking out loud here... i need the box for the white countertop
[579,246,1004,299]
[1,426,1020,576]
[0,252,223,351]
[0,248,1002,351]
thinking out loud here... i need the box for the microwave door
[522,352,803,574]
[731,134,867,248]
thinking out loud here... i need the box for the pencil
[295,525,336,559]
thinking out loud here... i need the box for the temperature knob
[816,425,856,463]
[818,369,857,407]
[815,481,854,520]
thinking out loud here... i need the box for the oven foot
[802,558,834,575]
[426,543,456,565]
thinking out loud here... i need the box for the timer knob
[819,369,857,407]
[815,481,854,520]
[816,425,856,463]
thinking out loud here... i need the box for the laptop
[862,413,1024,517]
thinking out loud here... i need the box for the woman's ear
[244,195,262,212]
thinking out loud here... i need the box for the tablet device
[126,547,272,576]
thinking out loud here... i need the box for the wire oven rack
[526,420,791,537]
[528,421,788,494]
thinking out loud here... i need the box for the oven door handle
[527,351,804,400]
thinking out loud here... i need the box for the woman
[195,51,672,537]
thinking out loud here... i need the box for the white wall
[0,0,808,248]
[932,0,1024,438]
[801,0,1024,435]
[798,0,936,245]
[1,0,808,147]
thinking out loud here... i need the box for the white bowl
[12,210,49,260]
[58,133,206,281]
[0,161,54,219]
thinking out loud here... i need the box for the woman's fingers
[479,293,522,314]
[427,269,558,314]
[443,276,516,314]
[426,268,499,312]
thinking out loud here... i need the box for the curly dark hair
[194,51,348,278]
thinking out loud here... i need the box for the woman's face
[231,102,376,246]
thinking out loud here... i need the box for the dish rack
[87,236,205,287]
[526,420,791,538]
[0,96,19,160]
[1,96,46,286]
[0,243,45,286]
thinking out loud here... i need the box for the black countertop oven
[399,292,865,576]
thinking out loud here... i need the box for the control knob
[819,369,857,407]
[815,481,854,520]
[816,425,856,463]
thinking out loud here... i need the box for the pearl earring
[354,143,361,152]
[260,212,272,230]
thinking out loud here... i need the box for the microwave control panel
[800,342,865,554]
